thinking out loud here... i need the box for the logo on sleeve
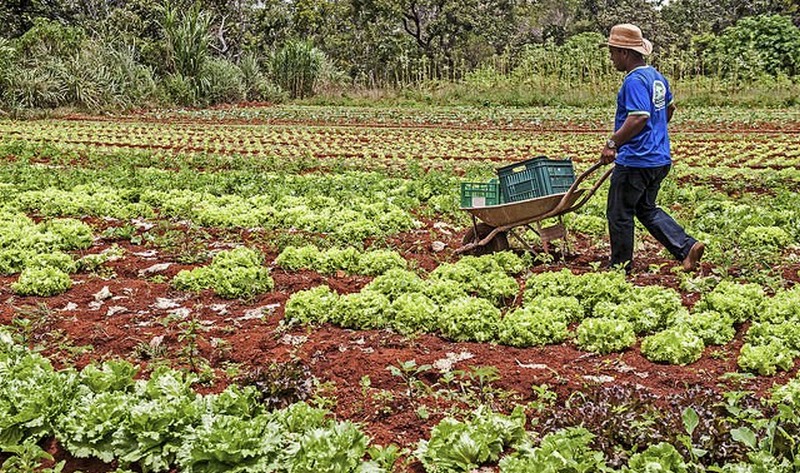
[653,81,667,110]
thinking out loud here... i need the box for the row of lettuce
[0,140,799,267]
[2,196,799,377]
[3,329,800,472]
[285,251,800,376]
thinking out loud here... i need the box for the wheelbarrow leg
[457,222,509,256]
[507,228,536,253]
[530,216,569,255]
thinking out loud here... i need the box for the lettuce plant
[275,245,323,271]
[363,268,425,301]
[172,247,273,299]
[37,218,93,250]
[498,307,569,347]
[694,281,765,324]
[745,321,800,351]
[593,285,681,334]
[334,291,391,329]
[288,421,373,473]
[111,368,203,472]
[499,427,608,473]
[525,296,584,323]
[740,225,792,251]
[0,332,79,450]
[356,250,407,276]
[58,390,133,462]
[26,252,77,274]
[416,406,525,473]
[524,269,632,315]
[431,255,520,305]
[770,375,800,409]
[737,342,796,376]
[284,285,340,325]
[176,413,284,473]
[424,279,469,307]
[625,442,688,473]
[575,317,636,354]
[11,266,72,296]
[757,286,800,324]
[671,311,736,346]
[438,297,501,343]
[641,328,705,366]
[389,292,440,335]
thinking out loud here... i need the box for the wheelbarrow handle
[536,161,614,220]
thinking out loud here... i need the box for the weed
[10,302,54,349]
[177,313,210,372]
[237,359,316,410]
[387,359,433,397]
[142,221,211,264]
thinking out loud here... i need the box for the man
[599,23,704,273]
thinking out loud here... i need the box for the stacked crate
[460,156,576,208]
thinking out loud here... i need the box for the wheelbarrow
[456,162,613,255]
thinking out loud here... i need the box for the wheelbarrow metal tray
[461,189,585,228]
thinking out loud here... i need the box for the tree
[354,0,520,76]
[705,14,800,79]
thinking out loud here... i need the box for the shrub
[202,57,245,105]
[706,15,800,79]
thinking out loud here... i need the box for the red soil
[1,218,797,473]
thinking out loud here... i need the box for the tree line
[0,0,798,109]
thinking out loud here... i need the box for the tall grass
[270,40,323,99]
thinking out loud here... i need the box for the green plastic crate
[460,179,503,208]
[497,156,575,203]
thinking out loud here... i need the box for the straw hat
[601,24,653,56]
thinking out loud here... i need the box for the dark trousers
[607,164,696,270]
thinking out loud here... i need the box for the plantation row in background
[0,1,799,109]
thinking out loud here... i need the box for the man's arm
[667,103,676,123]
[600,114,649,164]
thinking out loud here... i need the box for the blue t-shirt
[614,65,673,168]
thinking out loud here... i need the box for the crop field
[1,105,800,472]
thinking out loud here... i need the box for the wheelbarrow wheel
[461,223,509,256]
